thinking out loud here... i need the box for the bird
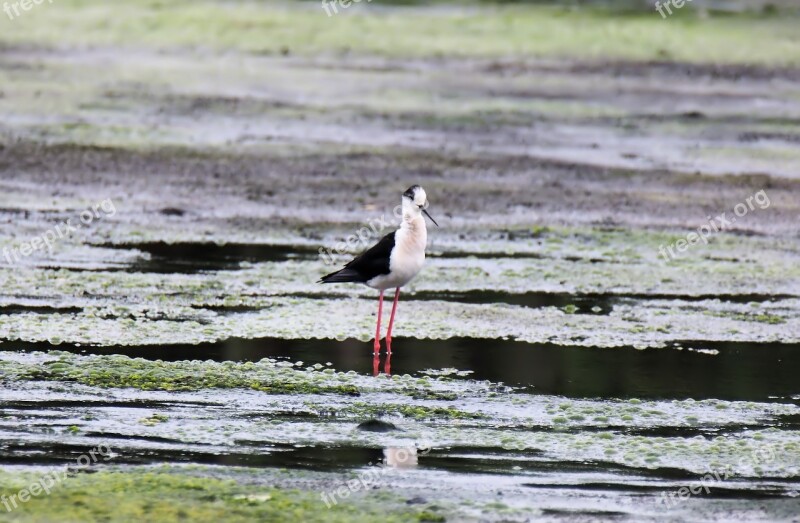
[319,185,438,363]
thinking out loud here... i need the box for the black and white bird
[319,185,438,356]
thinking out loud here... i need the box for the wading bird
[319,185,438,372]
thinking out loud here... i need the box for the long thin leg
[373,290,384,355]
[383,352,392,377]
[385,287,401,354]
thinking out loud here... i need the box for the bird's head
[402,185,438,226]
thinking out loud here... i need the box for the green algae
[0,466,443,523]
[1,1,800,65]
[0,351,489,402]
[139,413,170,426]
[13,352,364,395]
[1,349,799,521]
[2,289,797,349]
[335,401,485,421]
[1,220,799,349]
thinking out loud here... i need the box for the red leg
[385,287,401,354]
[383,351,392,377]
[373,290,384,355]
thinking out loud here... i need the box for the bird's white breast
[367,217,427,290]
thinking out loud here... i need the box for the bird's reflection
[383,446,418,468]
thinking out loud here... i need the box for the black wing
[319,231,395,284]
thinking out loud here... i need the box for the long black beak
[422,208,439,227]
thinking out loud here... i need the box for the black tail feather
[318,268,365,284]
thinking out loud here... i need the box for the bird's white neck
[402,212,425,231]
[400,205,427,248]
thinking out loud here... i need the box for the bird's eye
[417,204,423,209]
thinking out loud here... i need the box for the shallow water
[6,337,800,402]
[2,346,800,521]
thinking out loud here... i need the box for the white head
[401,185,438,226]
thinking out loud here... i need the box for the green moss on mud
[2,352,475,400]
[14,353,363,395]
[1,1,799,65]
[339,401,485,421]
[0,467,442,523]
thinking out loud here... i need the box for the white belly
[367,251,424,290]
[366,221,427,291]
